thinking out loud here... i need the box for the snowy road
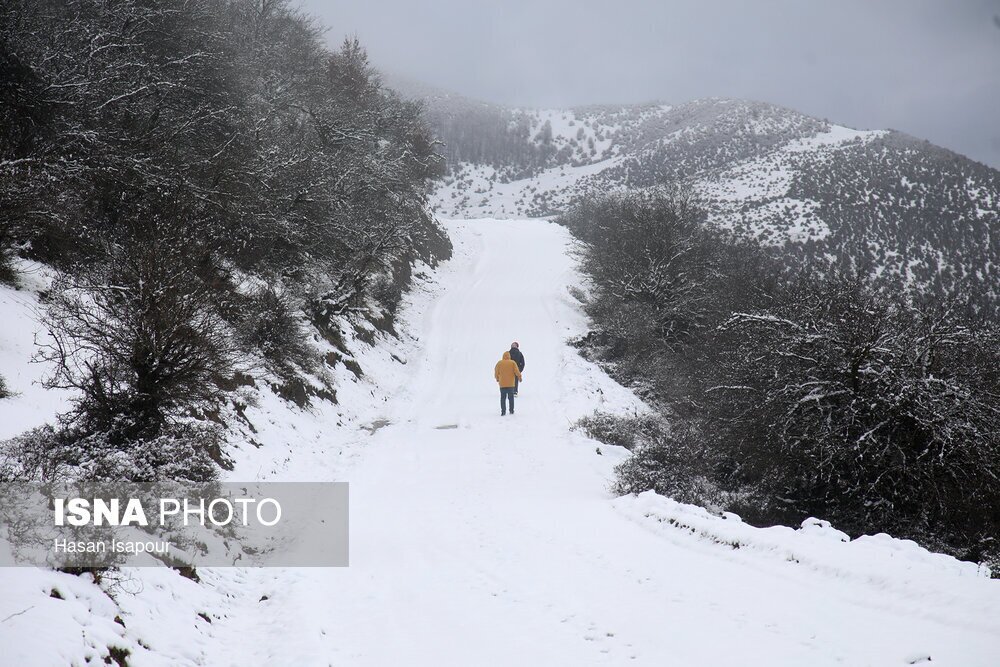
[190,219,1000,666]
[162,219,1000,665]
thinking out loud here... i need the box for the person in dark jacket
[509,341,525,396]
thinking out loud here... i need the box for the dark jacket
[509,346,525,372]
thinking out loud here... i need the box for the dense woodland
[562,190,1000,569]
[781,135,1000,318]
[0,0,450,481]
[420,102,558,181]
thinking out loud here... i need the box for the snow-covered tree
[0,0,450,478]
[562,191,1000,567]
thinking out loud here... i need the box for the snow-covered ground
[432,160,620,219]
[2,219,999,665]
[693,125,889,244]
[0,261,74,440]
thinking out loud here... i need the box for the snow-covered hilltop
[394,83,1000,316]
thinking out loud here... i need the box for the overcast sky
[301,0,1000,168]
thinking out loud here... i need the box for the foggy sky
[301,0,1000,168]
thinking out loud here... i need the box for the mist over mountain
[389,77,1000,317]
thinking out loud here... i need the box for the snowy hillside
[3,219,999,665]
[409,91,1000,315]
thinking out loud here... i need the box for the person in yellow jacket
[494,350,523,416]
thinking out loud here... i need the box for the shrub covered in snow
[0,252,16,288]
[564,189,1000,568]
[562,188,780,390]
[233,285,317,380]
[38,225,235,444]
[0,0,453,482]
[0,421,220,483]
[605,419,757,512]
[704,274,1000,557]
[576,411,669,451]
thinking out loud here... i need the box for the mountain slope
[400,89,1000,316]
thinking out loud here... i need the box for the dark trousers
[514,376,519,394]
[500,387,515,414]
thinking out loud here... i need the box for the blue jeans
[500,387,515,414]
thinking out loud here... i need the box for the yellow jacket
[494,351,522,388]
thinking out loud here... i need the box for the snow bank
[615,490,999,633]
